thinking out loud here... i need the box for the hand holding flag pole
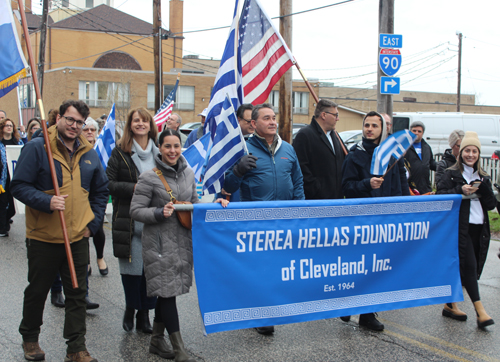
[18,0,78,288]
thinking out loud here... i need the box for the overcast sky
[33,0,500,107]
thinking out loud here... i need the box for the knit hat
[409,121,425,132]
[459,131,481,153]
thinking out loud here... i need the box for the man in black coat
[293,99,347,200]
[404,121,437,194]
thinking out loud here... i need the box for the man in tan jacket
[11,100,108,362]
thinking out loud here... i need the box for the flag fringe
[0,68,27,90]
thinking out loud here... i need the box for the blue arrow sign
[380,76,400,95]
[379,49,402,76]
[379,34,403,48]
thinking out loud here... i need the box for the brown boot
[169,331,195,362]
[22,341,45,361]
[474,301,494,328]
[64,350,97,362]
[442,303,467,321]
[149,322,175,359]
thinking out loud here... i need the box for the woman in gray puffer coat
[130,129,227,361]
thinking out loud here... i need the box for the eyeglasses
[84,128,96,132]
[62,115,85,128]
[324,112,339,118]
[240,118,252,123]
[3,124,13,128]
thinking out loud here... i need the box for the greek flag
[203,0,243,140]
[0,0,28,98]
[94,104,116,170]
[371,130,417,176]
[183,132,211,182]
[203,96,246,194]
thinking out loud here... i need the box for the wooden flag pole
[17,0,78,288]
[294,62,348,156]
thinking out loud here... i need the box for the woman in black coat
[436,131,495,328]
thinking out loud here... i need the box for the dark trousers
[155,296,179,335]
[461,224,482,303]
[0,191,10,234]
[121,273,156,311]
[91,224,105,260]
[19,238,89,354]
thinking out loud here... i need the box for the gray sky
[33,0,500,107]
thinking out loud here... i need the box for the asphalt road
[1,213,500,362]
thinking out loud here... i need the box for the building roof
[51,4,172,37]
[13,11,54,32]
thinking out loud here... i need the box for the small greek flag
[94,104,116,170]
[371,130,417,176]
[183,132,211,182]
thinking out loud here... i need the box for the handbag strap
[153,167,177,203]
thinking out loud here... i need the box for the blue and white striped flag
[183,132,211,182]
[203,96,246,194]
[0,0,28,98]
[203,0,243,140]
[94,104,116,170]
[371,130,417,176]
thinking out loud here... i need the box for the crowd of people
[1,97,498,361]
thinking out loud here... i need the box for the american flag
[239,0,295,105]
[154,79,179,129]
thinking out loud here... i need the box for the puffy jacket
[224,134,305,201]
[436,168,496,278]
[106,146,139,259]
[342,139,409,199]
[404,139,437,194]
[130,154,198,298]
[11,125,109,243]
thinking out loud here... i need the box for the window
[85,0,94,8]
[147,84,195,111]
[79,81,130,108]
[19,83,35,109]
[269,90,279,114]
[293,92,309,115]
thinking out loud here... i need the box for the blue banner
[192,195,463,335]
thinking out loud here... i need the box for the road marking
[382,319,500,362]
[383,330,473,362]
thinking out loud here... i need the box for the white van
[392,112,500,157]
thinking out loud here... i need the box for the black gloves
[233,155,258,177]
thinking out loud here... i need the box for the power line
[175,0,360,35]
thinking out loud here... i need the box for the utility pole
[456,32,462,112]
[376,0,394,116]
[153,0,162,111]
[37,0,49,100]
[279,0,292,143]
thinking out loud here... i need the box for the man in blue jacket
[224,103,304,335]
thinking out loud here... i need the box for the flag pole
[294,62,348,156]
[17,0,78,288]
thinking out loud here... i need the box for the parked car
[339,130,362,149]
[291,123,308,141]
[179,122,201,136]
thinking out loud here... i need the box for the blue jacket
[225,135,305,201]
[11,126,109,242]
[341,139,410,199]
